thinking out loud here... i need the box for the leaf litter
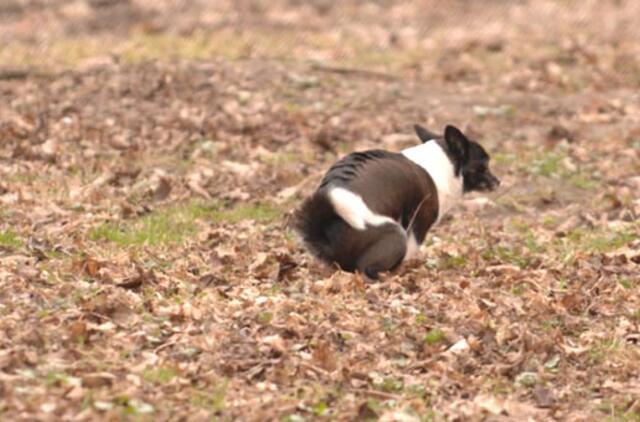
[1,1,640,421]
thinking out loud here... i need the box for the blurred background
[2,0,640,89]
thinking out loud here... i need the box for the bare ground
[1,1,639,421]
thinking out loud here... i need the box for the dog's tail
[292,191,337,264]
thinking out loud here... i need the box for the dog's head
[414,124,500,193]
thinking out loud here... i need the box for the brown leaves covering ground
[1,1,640,421]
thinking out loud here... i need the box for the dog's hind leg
[356,224,407,280]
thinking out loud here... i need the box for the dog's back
[293,150,438,276]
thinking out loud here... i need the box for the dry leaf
[312,341,337,372]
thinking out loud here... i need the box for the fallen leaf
[82,372,116,388]
[533,386,555,408]
[312,341,337,372]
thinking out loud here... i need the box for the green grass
[483,223,635,269]
[531,152,565,177]
[261,151,300,166]
[90,201,280,246]
[379,376,404,393]
[488,224,640,268]
[528,149,600,190]
[597,396,640,422]
[2,30,251,68]
[514,371,538,388]
[3,27,416,71]
[208,203,280,224]
[191,380,228,413]
[588,339,621,365]
[111,396,155,416]
[564,227,636,254]
[142,366,176,385]
[492,152,517,165]
[311,401,329,417]
[617,276,635,289]
[524,230,545,254]
[472,104,516,118]
[423,328,446,346]
[0,229,22,250]
[482,244,531,268]
[540,318,562,333]
[44,371,78,388]
[569,173,601,190]
[257,311,274,325]
[439,254,467,270]
[90,208,197,246]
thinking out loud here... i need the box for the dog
[293,124,500,280]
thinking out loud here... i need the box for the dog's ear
[444,125,470,163]
[414,124,440,143]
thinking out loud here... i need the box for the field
[1,0,639,420]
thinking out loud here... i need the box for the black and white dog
[294,124,500,280]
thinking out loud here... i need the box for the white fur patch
[328,187,396,230]
[402,140,463,224]
[404,232,420,261]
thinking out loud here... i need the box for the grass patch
[511,283,527,296]
[564,227,636,253]
[569,173,601,190]
[90,208,197,246]
[597,396,640,421]
[524,230,545,254]
[472,104,516,118]
[482,244,531,268]
[347,43,423,72]
[588,339,621,365]
[90,201,280,246]
[207,203,280,224]
[528,149,600,190]
[192,380,228,413]
[540,318,562,333]
[311,401,329,417]
[261,151,299,166]
[439,254,467,270]
[256,311,274,325]
[379,376,404,393]
[492,152,517,165]
[531,151,565,177]
[0,229,22,250]
[423,328,446,346]
[4,28,409,71]
[617,276,635,290]
[2,30,250,68]
[44,371,79,388]
[142,366,176,385]
[112,396,154,416]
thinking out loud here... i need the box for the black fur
[294,191,337,264]
[414,124,442,143]
[439,125,500,192]
[318,150,393,189]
